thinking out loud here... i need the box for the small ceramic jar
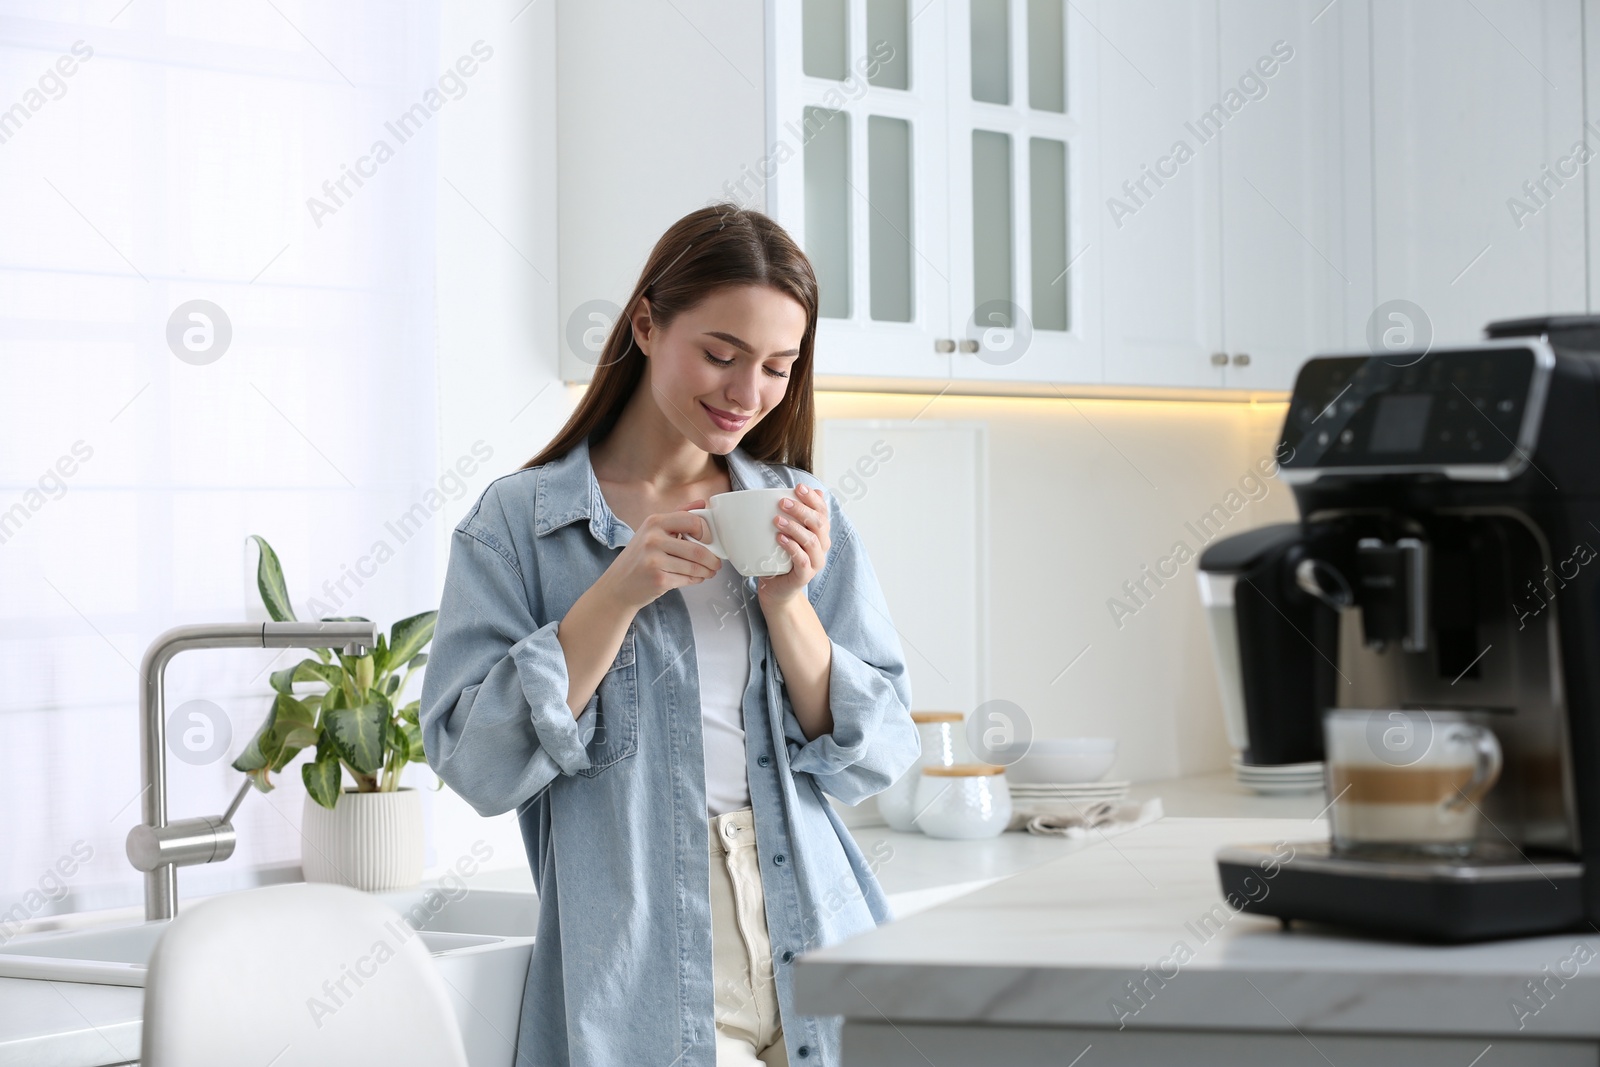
[878,711,967,831]
[911,763,1012,839]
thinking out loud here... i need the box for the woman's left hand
[756,484,830,607]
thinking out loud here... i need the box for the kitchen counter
[0,772,1325,1067]
[794,815,1600,1066]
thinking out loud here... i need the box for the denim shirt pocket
[578,621,640,777]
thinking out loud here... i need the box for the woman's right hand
[599,499,724,612]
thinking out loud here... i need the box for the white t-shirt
[678,559,753,818]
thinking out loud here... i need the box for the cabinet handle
[1210,352,1228,366]
[1232,353,1251,367]
[958,339,979,353]
[935,338,956,354]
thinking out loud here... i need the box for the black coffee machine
[1207,315,1600,942]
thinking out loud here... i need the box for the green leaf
[268,740,297,773]
[233,739,268,774]
[334,650,363,699]
[303,748,342,810]
[248,535,297,623]
[399,699,420,725]
[385,674,400,695]
[371,633,390,677]
[281,725,319,750]
[387,611,437,670]
[273,658,343,697]
[401,721,425,762]
[322,684,348,713]
[323,703,385,776]
[269,664,297,695]
[274,692,316,730]
[292,659,346,690]
[232,699,282,774]
[383,716,409,756]
[354,654,374,696]
[264,693,317,773]
[406,652,428,670]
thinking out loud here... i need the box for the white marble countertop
[0,772,1333,1067]
[793,815,1600,1041]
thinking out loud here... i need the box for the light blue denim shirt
[419,430,920,1067]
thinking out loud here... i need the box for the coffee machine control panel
[1277,341,1554,482]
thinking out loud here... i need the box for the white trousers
[708,806,789,1066]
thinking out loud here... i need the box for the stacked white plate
[1231,755,1325,795]
[1009,780,1131,817]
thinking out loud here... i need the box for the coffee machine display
[1202,315,1600,942]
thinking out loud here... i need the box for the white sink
[0,885,539,1067]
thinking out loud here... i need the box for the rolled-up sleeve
[420,501,596,817]
[781,490,920,806]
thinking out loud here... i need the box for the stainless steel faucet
[124,621,376,921]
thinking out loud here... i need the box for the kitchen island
[793,816,1600,1066]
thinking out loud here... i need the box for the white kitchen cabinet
[554,0,770,384]
[1354,0,1586,348]
[556,0,1593,394]
[942,0,1101,385]
[553,0,1346,394]
[1098,0,1350,393]
[1096,0,1224,389]
[770,0,1100,388]
[768,0,954,381]
[1216,0,1350,391]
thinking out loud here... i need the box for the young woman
[419,204,919,1067]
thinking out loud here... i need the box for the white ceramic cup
[685,488,796,577]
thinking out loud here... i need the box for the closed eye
[705,351,789,379]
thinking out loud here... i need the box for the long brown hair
[521,203,819,474]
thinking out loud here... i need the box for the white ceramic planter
[301,787,424,891]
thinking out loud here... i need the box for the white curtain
[0,0,446,928]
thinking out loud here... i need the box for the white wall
[554,0,768,380]
[812,393,1295,790]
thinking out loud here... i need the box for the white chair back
[141,881,469,1067]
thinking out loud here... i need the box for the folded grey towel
[1007,796,1164,836]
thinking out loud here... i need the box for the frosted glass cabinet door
[771,0,953,381]
[946,0,1100,385]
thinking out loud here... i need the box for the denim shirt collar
[533,430,781,550]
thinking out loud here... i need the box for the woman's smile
[701,401,751,431]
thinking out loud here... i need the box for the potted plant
[233,534,437,891]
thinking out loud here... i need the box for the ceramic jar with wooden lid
[911,763,1012,839]
[878,711,968,832]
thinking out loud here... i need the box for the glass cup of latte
[1322,708,1503,859]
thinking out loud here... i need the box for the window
[0,1,443,922]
